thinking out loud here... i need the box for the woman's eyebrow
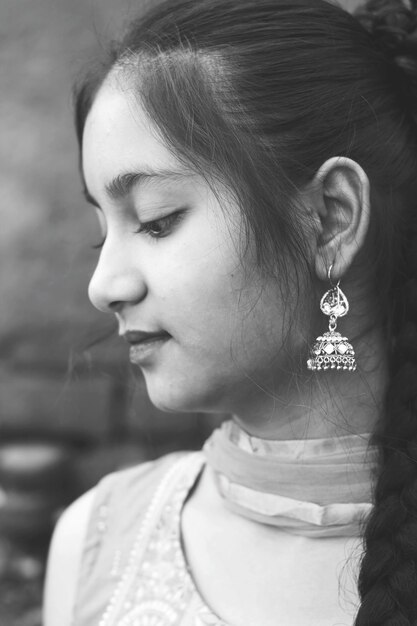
[82,167,191,208]
[105,168,190,201]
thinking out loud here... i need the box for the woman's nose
[88,243,146,313]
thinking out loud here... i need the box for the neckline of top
[175,453,231,625]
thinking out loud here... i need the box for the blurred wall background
[0,0,219,477]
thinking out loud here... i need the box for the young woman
[44,0,417,624]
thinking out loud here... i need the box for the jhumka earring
[307,265,357,371]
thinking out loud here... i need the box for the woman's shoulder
[43,486,97,626]
[98,449,190,503]
[43,450,196,626]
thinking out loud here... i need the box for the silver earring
[307,265,357,371]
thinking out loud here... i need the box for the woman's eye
[137,209,187,239]
[90,209,187,249]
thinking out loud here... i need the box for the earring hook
[327,264,340,288]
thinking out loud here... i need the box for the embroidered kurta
[72,453,227,626]
[71,448,364,626]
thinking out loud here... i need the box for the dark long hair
[74,0,417,622]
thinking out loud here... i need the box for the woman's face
[82,77,303,415]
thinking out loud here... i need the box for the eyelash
[91,209,187,250]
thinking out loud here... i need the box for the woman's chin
[143,373,220,414]
[146,388,202,413]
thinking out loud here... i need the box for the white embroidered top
[72,447,365,626]
[73,453,229,626]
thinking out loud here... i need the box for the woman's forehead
[82,79,185,197]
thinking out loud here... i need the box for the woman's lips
[124,331,171,364]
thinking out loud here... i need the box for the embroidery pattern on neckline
[98,453,229,626]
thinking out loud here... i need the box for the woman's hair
[74,0,417,623]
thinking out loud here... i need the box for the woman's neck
[231,326,388,441]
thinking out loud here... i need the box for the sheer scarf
[203,420,376,537]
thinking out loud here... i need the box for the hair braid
[355,0,417,128]
[355,232,417,624]
[351,3,417,620]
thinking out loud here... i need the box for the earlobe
[311,157,371,282]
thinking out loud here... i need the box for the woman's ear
[306,157,371,281]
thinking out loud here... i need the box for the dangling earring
[307,265,357,371]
